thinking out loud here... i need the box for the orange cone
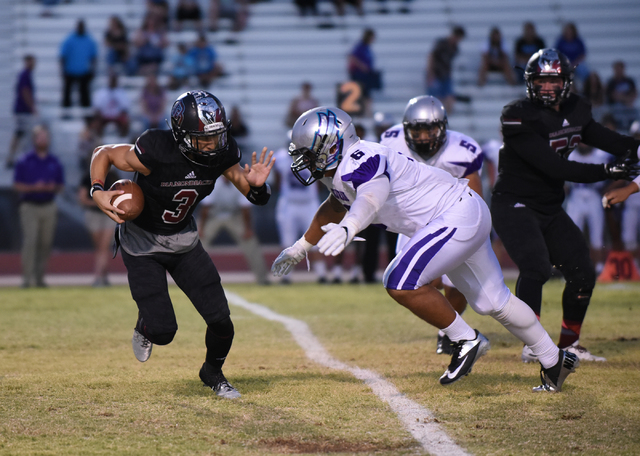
[597,250,640,282]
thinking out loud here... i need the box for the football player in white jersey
[272,107,579,392]
[380,95,484,356]
[273,144,327,283]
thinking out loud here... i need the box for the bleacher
[2,0,640,193]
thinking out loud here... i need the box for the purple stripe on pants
[386,226,449,289]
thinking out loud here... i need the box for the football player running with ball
[491,49,640,364]
[380,95,484,356]
[90,91,274,398]
[272,106,578,392]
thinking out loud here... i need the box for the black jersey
[131,129,241,235]
[493,93,639,214]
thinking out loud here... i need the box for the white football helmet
[289,107,359,186]
[402,95,448,159]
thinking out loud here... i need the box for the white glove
[317,222,356,256]
[271,237,313,277]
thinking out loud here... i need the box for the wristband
[90,183,104,198]
[246,183,271,206]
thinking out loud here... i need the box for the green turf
[1,280,639,455]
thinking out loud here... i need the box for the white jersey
[322,139,469,238]
[380,124,483,179]
[274,147,319,204]
[567,148,610,194]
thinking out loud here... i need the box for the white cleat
[564,340,606,362]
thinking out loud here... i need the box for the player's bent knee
[207,316,234,338]
[148,331,176,346]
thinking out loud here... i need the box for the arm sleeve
[506,129,607,182]
[581,118,640,158]
[340,175,390,236]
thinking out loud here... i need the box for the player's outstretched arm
[89,144,150,223]
[271,195,346,277]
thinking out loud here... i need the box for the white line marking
[227,292,471,456]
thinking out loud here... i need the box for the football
[109,179,144,221]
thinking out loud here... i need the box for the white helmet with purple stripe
[288,107,359,186]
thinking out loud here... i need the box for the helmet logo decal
[313,110,342,152]
[538,50,562,75]
[171,100,185,126]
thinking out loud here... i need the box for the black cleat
[533,350,579,393]
[132,329,152,362]
[199,363,241,399]
[439,330,490,385]
[436,333,454,355]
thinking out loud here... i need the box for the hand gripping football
[109,179,144,221]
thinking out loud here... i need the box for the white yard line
[227,292,471,456]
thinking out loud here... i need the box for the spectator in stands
[77,168,119,287]
[92,73,131,138]
[514,22,545,82]
[285,81,320,128]
[60,19,97,113]
[198,176,269,285]
[228,105,250,151]
[478,26,516,87]
[583,71,606,122]
[104,16,130,75]
[39,0,59,17]
[174,0,204,32]
[167,42,196,91]
[554,22,589,89]
[348,28,377,117]
[188,33,225,88]
[333,0,364,16]
[606,60,638,132]
[133,13,169,76]
[606,60,637,107]
[426,25,465,113]
[208,0,249,33]
[147,0,170,31]
[7,55,37,169]
[139,73,167,131]
[13,124,65,288]
[293,0,318,16]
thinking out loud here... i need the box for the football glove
[317,223,356,256]
[604,160,640,181]
[271,237,312,277]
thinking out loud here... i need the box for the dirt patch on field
[258,437,411,453]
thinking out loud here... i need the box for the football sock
[205,318,234,369]
[492,294,559,369]
[558,320,582,348]
[441,313,476,342]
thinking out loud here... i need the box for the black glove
[604,160,640,181]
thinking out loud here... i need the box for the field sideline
[1,280,639,455]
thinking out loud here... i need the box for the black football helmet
[524,48,574,107]
[170,91,231,166]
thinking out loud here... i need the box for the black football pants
[491,196,596,322]
[121,241,230,342]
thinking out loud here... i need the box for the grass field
[1,280,639,455]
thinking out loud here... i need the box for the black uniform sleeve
[133,130,158,172]
[582,118,640,158]
[502,105,608,183]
